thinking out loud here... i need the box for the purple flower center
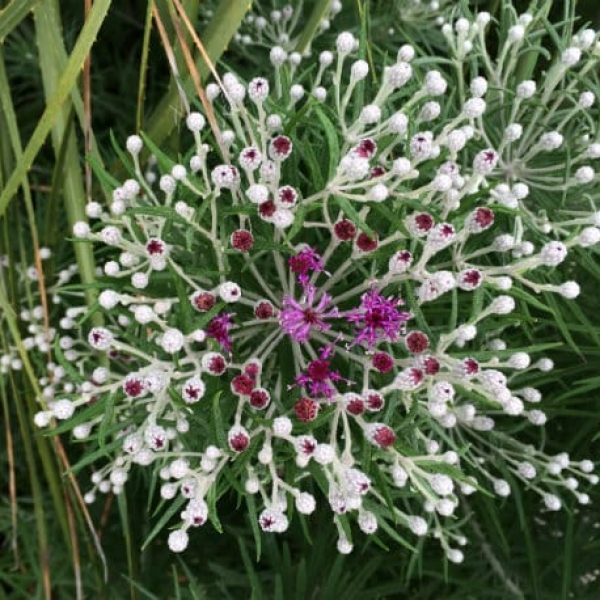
[346,289,410,348]
[280,285,338,343]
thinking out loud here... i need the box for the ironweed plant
[11,0,599,575]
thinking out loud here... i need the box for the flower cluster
[234,1,342,55]
[0,249,78,379]
[31,6,599,562]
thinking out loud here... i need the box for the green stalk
[32,0,109,317]
[135,0,155,133]
[1,367,52,599]
[295,0,332,54]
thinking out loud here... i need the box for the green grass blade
[0,0,40,43]
[295,0,332,54]
[0,0,111,217]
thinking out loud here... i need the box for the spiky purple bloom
[346,289,410,348]
[288,247,324,286]
[295,346,348,399]
[206,313,234,351]
[280,285,338,343]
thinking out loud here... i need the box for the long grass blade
[0,0,111,217]
[0,0,39,43]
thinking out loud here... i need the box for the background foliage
[1,0,599,598]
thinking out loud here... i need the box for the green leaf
[142,496,186,551]
[0,0,111,217]
[294,0,332,53]
[0,0,40,43]
[313,105,340,180]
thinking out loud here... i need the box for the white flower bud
[388,112,408,134]
[245,477,260,494]
[543,494,561,511]
[528,410,547,426]
[539,131,563,150]
[99,290,120,310]
[270,46,287,66]
[367,183,389,202]
[504,123,523,142]
[385,62,412,88]
[126,134,143,156]
[186,112,205,132]
[336,536,353,554]
[508,352,530,369]
[559,281,580,299]
[272,416,292,437]
[490,295,515,314]
[319,50,334,66]
[358,510,378,534]
[470,76,488,97]
[295,492,316,514]
[536,358,554,372]
[161,328,184,353]
[477,12,491,25]
[168,529,189,553]
[313,86,327,102]
[516,80,536,98]
[290,84,304,102]
[579,91,595,108]
[350,59,369,81]
[336,32,356,55]
[219,281,241,303]
[73,221,90,238]
[159,175,176,194]
[508,24,525,42]
[575,166,595,184]
[359,104,381,124]
[34,410,52,428]
[493,479,511,497]
[313,443,335,465]
[561,47,581,66]
[424,70,447,96]
[463,97,486,118]
[52,399,74,420]
[518,461,536,479]
[429,473,454,496]
[397,44,415,62]
[539,241,567,266]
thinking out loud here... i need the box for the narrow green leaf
[0,0,40,43]
[142,496,186,551]
[0,0,111,217]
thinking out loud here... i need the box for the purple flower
[288,247,324,286]
[280,285,338,343]
[346,289,410,348]
[207,313,234,351]
[295,346,348,399]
